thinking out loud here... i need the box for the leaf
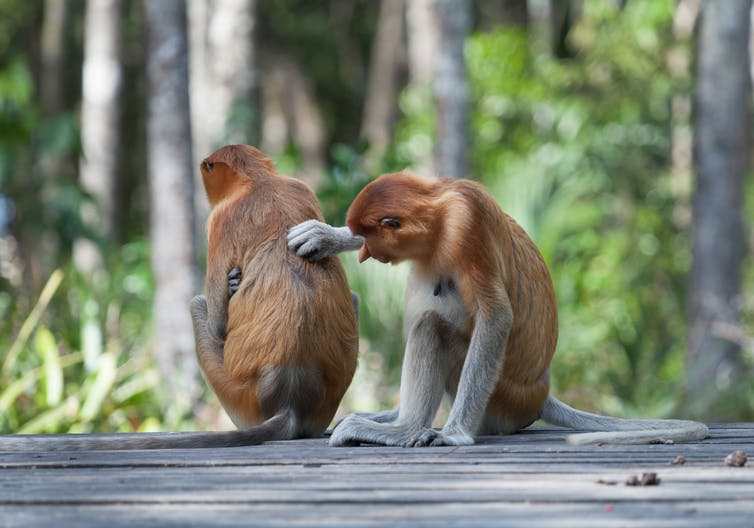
[111,369,159,403]
[81,299,103,372]
[16,398,78,434]
[0,352,82,415]
[79,352,117,421]
[2,269,64,379]
[34,326,63,407]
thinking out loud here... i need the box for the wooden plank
[1,424,750,468]
[2,464,754,502]
[0,424,751,527]
[2,501,754,528]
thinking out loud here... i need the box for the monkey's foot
[228,267,241,297]
[329,414,423,447]
[411,427,475,447]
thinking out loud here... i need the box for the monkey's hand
[411,427,475,447]
[228,267,241,298]
[287,220,364,261]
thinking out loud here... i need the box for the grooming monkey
[287,171,708,446]
[0,145,358,451]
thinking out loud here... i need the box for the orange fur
[347,171,557,432]
[199,144,358,433]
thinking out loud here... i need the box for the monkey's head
[347,171,441,265]
[200,144,276,206]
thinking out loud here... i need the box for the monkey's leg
[414,307,513,447]
[330,312,457,447]
[348,407,399,423]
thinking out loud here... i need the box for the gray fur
[287,220,364,261]
[257,365,325,423]
[349,407,399,423]
[0,411,298,451]
[351,292,360,324]
[430,309,512,446]
[540,396,709,445]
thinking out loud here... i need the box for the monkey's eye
[380,217,401,229]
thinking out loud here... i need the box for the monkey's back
[446,179,559,432]
[214,176,358,433]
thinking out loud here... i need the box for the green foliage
[0,241,184,434]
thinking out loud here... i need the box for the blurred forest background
[1,0,753,435]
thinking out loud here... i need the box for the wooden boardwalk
[1,424,752,527]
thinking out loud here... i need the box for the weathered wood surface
[1,424,753,527]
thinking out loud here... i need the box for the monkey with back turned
[0,145,358,451]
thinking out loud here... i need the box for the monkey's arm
[417,304,513,447]
[191,294,225,370]
[287,220,364,261]
[193,267,241,358]
[205,263,235,343]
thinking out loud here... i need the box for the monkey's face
[199,156,237,207]
[348,172,438,265]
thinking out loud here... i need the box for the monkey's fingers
[294,240,329,261]
[428,430,475,447]
[409,428,440,447]
[287,222,331,260]
[227,267,242,297]
[409,428,474,447]
[287,219,326,240]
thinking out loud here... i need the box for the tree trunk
[74,0,123,273]
[433,0,471,180]
[145,0,199,410]
[40,0,67,116]
[687,0,752,418]
[22,0,71,291]
[668,0,700,227]
[404,0,438,177]
[259,49,326,189]
[550,0,577,58]
[476,0,527,30]
[188,0,257,244]
[406,0,437,85]
[360,0,405,170]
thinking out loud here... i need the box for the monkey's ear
[380,218,401,229]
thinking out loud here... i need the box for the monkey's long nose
[358,244,372,263]
[201,159,214,172]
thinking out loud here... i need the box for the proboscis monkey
[287,171,708,447]
[0,145,358,451]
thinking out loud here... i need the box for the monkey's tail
[540,396,709,445]
[0,409,300,452]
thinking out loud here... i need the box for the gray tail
[540,396,709,445]
[0,410,299,452]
